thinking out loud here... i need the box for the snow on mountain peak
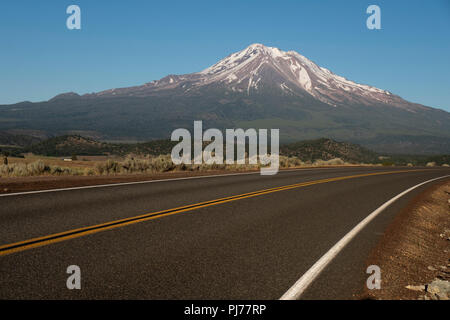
[196,43,402,107]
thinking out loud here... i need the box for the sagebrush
[0,156,355,178]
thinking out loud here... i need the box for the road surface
[0,166,449,299]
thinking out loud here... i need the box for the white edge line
[279,174,450,300]
[0,167,339,198]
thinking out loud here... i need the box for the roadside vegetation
[0,154,364,178]
[0,160,85,177]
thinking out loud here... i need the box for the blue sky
[1,0,449,111]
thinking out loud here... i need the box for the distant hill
[25,135,177,157]
[26,135,112,156]
[0,131,42,147]
[6,135,377,163]
[280,138,378,163]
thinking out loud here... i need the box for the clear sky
[1,0,449,111]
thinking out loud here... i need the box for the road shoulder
[364,179,450,300]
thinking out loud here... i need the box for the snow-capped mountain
[1,44,449,153]
[92,43,423,111]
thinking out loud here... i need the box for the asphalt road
[0,166,449,299]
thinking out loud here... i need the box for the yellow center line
[0,169,424,256]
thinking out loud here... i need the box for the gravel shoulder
[364,179,450,300]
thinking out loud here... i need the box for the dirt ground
[363,179,450,300]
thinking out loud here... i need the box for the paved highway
[0,167,449,299]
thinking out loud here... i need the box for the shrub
[279,156,303,168]
[0,160,82,177]
[313,158,345,166]
[28,160,47,175]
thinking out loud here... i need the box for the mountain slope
[0,44,449,154]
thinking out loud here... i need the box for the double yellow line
[0,169,422,256]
